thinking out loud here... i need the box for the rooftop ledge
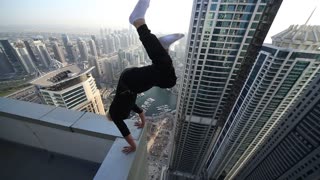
[0,97,147,180]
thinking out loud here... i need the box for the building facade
[52,41,66,64]
[31,65,105,115]
[169,0,282,178]
[233,69,320,180]
[77,38,89,62]
[33,40,52,69]
[13,42,37,74]
[206,25,320,179]
[0,39,24,73]
[0,43,15,75]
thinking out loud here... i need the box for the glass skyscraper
[169,0,282,178]
[206,25,320,179]
[234,72,320,180]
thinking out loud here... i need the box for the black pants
[120,24,177,93]
[109,24,177,137]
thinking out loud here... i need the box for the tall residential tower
[206,25,320,179]
[169,0,282,178]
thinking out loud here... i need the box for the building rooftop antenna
[304,7,317,26]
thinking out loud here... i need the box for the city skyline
[1,0,320,180]
[0,0,319,42]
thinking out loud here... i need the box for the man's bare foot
[122,146,136,154]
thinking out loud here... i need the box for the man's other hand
[122,146,136,154]
[134,121,145,128]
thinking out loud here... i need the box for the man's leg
[129,0,181,88]
[135,21,172,67]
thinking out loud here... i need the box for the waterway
[136,87,177,116]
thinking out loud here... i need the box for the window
[245,5,255,12]
[211,4,217,11]
[258,5,265,12]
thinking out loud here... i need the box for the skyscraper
[13,42,37,74]
[169,0,282,178]
[66,42,78,63]
[91,35,100,56]
[88,39,98,57]
[23,40,38,65]
[52,41,66,64]
[98,56,117,85]
[88,39,101,82]
[62,34,78,63]
[100,28,105,39]
[120,34,129,49]
[61,34,70,49]
[77,38,89,62]
[0,39,24,73]
[0,45,15,75]
[33,40,52,68]
[113,35,121,51]
[206,25,320,179]
[232,72,320,180]
[31,65,105,115]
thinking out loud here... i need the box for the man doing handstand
[108,0,184,153]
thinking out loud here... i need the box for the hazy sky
[0,0,320,42]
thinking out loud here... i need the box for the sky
[0,0,320,42]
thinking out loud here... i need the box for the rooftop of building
[272,25,320,48]
[0,97,147,180]
[30,64,94,87]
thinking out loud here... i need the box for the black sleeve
[113,119,130,137]
[132,104,143,114]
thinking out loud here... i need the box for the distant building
[33,40,52,69]
[88,39,98,57]
[0,39,24,73]
[113,35,121,51]
[61,34,69,49]
[66,42,78,63]
[62,34,78,63]
[100,28,104,39]
[31,65,105,115]
[120,34,129,49]
[52,41,66,64]
[102,35,116,55]
[118,49,127,72]
[0,45,15,75]
[13,42,37,74]
[77,38,89,62]
[91,35,100,56]
[23,40,38,65]
[97,56,117,85]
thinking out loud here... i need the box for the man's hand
[122,146,136,154]
[123,134,136,154]
[134,121,145,128]
[136,111,146,128]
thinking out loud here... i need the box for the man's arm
[112,117,137,153]
[132,104,145,128]
[123,134,136,153]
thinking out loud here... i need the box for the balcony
[0,97,147,180]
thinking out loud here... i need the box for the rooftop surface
[30,65,94,87]
[0,139,100,180]
[0,97,147,180]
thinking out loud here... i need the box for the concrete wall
[0,109,114,163]
[0,97,146,179]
